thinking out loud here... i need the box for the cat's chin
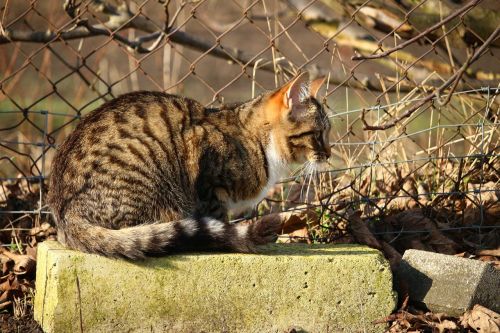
[306,158,330,171]
[307,155,329,163]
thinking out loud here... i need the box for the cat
[47,72,331,259]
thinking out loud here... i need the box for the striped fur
[48,73,330,259]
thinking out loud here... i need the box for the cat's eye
[289,131,316,139]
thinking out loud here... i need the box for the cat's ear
[266,72,309,121]
[281,72,309,110]
[309,77,326,98]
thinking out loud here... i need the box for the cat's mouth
[309,153,330,163]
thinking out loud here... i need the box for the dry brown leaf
[0,250,36,275]
[380,241,402,270]
[461,304,500,333]
[0,300,12,310]
[477,248,500,257]
[468,182,500,206]
[25,246,37,260]
[380,196,410,212]
[288,227,310,243]
[260,209,318,235]
[285,210,318,233]
[478,255,497,263]
[0,280,12,293]
[373,313,399,324]
[435,319,458,332]
[29,222,57,238]
[380,241,403,270]
[0,253,13,275]
[385,209,458,254]
[0,289,11,303]
[0,274,20,293]
[360,202,378,218]
[347,210,381,250]
[14,256,35,275]
[463,200,500,226]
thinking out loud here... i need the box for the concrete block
[34,241,396,333]
[398,249,500,316]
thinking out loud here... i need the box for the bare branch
[0,0,496,94]
[361,26,500,131]
[0,0,394,92]
[351,0,482,61]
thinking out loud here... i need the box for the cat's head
[264,72,331,164]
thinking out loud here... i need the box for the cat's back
[55,90,204,157]
[75,91,204,135]
[49,91,203,213]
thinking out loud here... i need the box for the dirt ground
[1,310,42,333]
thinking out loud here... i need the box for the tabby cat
[48,72,331,259]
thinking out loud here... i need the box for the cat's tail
[56,215,280,260]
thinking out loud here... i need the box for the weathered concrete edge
[33,240,51,330]
[35,241,397,333]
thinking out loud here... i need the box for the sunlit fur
[47,73,330,259]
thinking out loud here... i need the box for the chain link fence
[0,0,499,259]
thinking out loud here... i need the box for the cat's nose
[324,144,331,159]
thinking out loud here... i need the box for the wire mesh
[0,0,499,252]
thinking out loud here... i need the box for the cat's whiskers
[289,162,307,178]
[298,161,311,202]
[304,161,318,204]
[297,160,318,204]
[284,160,308,205]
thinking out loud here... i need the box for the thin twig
[361,26,500,131]
[351,0,483,61]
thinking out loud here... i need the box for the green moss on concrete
[35,241,396,332]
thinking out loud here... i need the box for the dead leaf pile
[0,249,36,312]
[377,311,458,332]
[256,156,500,270]
[0,178,54,316]
[461,305,500,333]
[455,248,500,269]
[377,305,500,333]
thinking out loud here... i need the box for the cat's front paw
[249,216,281,245]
